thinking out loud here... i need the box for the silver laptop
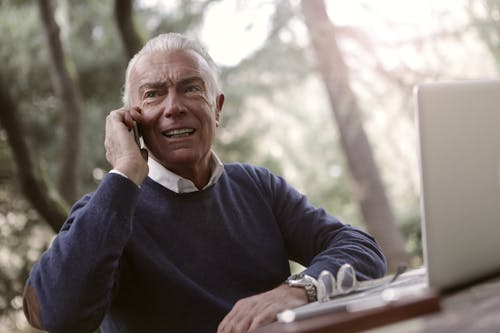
[416,79,500,293]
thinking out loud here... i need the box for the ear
[215,94,224,127]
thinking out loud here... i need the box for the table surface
[254,268,500,333]
[378,274,500,333]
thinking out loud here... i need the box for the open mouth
[162,128,196,138]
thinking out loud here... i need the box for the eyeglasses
[317,263,407,302]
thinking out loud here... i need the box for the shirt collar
[147,151,224,193]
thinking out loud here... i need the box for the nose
[163,90,187,118]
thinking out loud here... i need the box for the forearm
[24,173,140,332]
[303,225,387,281]
[272,176,386,280]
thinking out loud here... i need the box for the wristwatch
[284,273,317,302]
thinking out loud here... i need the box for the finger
[122,107,141,129]
[218,301,254,333]
[104,109,141,160]
[122,111,133,128]
[106,110,133,139]
[105,110,126,137]
[247,304,276,332]
[129,106,146,123]
[219,317,251,333]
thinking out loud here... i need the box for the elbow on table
[370,244,388,278]
[377,254,388,277]
[359,244,387,280]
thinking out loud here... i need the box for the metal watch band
[302,280,317,303]
[284,273,317,302]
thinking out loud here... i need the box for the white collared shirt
[147,151,224,193]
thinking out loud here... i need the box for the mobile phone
[132,122,141,147]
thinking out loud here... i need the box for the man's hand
[105,107,148,186]
[217,284,308,333]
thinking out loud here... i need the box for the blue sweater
[25,163,386,333]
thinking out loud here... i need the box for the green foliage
[401,214,423,266]
[0,173,53,331]
[468,0,500,71]
[141,0,218,36]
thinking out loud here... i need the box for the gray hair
[122,33,221,106]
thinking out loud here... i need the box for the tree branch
[0,74,68,233]
[301,0,408,270]
[114,0,143,60]
[38,0,83,202]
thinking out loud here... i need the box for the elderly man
[23,33,386,333]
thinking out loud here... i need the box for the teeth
[164,128,195,137]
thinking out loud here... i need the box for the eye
[184,84,202,94]
[144,90,158,99]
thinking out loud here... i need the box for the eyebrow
[177,76,205,87]
[138,76,205,93]
[138,81,167,93]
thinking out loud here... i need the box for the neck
[169,154,213,190]
[178,167,211,190]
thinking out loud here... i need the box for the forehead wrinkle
[130,49,214,103]
[138,76,204,94]
[139,81,167,91]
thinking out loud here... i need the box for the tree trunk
[0,74,68,233]
[114,0,142,60]
[301,0,408,271]
[38,0,83,202]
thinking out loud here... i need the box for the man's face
[129,49,223,174]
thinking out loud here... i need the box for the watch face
[289,279,307,287]
[287,273,305,283]
[287,274,313,287]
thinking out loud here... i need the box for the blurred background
[0,0,498,331]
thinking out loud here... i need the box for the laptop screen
[415,79,500,292]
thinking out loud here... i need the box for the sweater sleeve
[264,169,387,281]
[23,173,140,333]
